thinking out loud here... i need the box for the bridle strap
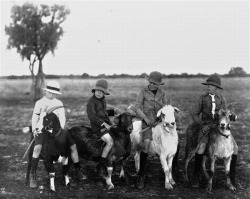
[218,130,229,138]
[54,128,62,137]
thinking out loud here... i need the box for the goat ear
[114,115,120,125]
[218,109,222,114]
[173,107,181,113]
[156,109,162,117]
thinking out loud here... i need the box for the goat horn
[107,105,121,114]
[227,102,241,110]
[46,106,64,114]
[168,94,174,105]
[150,100,164,108]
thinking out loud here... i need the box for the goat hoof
[205,185,212,192]
[49,189,56,195]
[108,184,114,189]
[191,179,200,188]
[136,173,145,189]
[228,185,236,191]
[169,179,176,186]
[65,182,73,188]
[124,176,130,185]
[165,183,173,190]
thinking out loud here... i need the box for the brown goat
[202,105,238,191]
[185,103,239,191]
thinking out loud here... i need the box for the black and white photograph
[0,0,249,198]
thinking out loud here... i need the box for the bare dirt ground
[1,97,250,199]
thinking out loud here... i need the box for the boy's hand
[144,117,152,126]
[33,129,42,137]
[102,122,111,130]
[202,125,210,134]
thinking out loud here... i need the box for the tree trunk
[33,60,45,102]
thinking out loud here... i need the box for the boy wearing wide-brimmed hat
[134,71,169,189]
[190,74,238,188]
[29,80,86,188]
[87,79,115,174]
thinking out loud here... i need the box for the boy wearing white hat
[30,80,86,188]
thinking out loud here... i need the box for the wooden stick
[23,137,35,159]
[138,120,161,134]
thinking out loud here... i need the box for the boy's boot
[192,153,203,188]
[74,162,87,181]
[136,152,148,189]
[97,157,107,176]
[30,157,39,188]
[230,155,237,186]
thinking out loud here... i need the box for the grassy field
[0,77,250,198]
[1,76,250,104]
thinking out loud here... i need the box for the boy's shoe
[30,172,38,188]
[191,175,200,188]
[76,168,87,181]
[96,163,106,176]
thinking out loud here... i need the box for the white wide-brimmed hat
[43,80,62,95]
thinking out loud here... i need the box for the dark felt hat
[202,74,223,89]
[147,71,164,85]
[92,79,110,95]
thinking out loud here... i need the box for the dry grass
[1,77,249,99]
[0,77,250,198]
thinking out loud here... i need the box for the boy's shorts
[141,121,153,140]
[198,129,208,144]
[96,129,110,138]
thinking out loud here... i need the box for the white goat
[130,105,180,189]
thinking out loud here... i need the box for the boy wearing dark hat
[191,74,238,188]
[30,81,86,188]
[134,71,169,189]
[87,79,115,174]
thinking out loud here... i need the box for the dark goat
[69,112,133,189]
[26,106,72,193]
[26,110,133,190]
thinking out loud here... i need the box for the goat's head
[157,105,181,130]
[216,102,240,138]
[36,106,64,136]
[114,112,133,133]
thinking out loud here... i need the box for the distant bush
[1,70,249,80]
[228,67,247,77]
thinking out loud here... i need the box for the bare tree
[5,3,70,101]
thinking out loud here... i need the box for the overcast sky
[0,0,249,76]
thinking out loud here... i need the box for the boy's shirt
[32,96,65,131]
[87,95,111,133]
[192,92,227,125]
[134,86,168,122]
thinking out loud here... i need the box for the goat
[25,106,72,193]
[185,103,239,191]
[26,110,133,191]
[68,111,133,189]
[130,103,180,189]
